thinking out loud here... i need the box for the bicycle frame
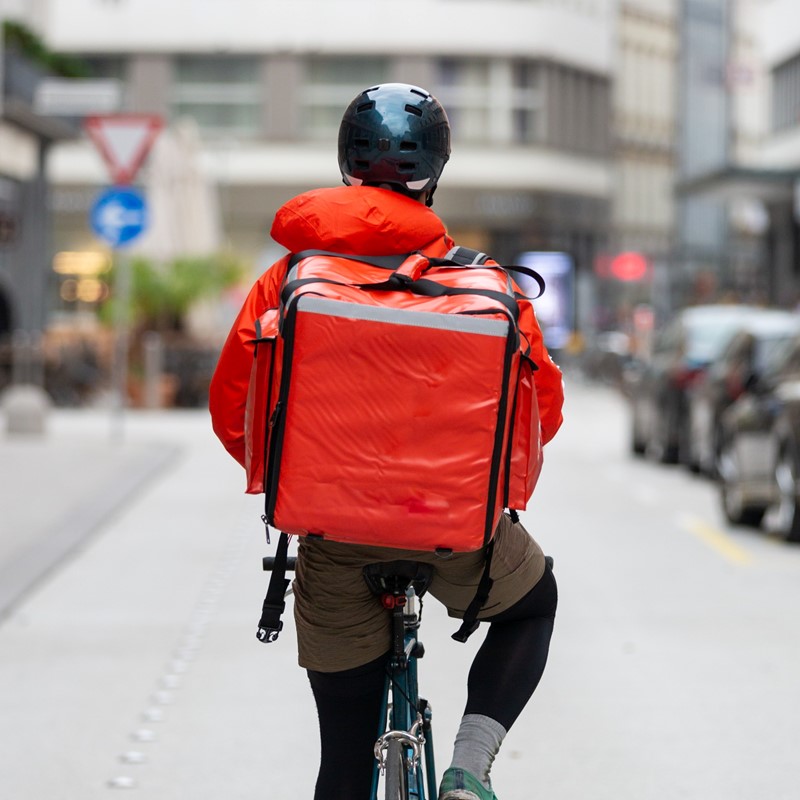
[370,582,437,800]
[262,551,439,799]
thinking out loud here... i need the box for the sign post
[90,187,150,439]
[85,115,161,439]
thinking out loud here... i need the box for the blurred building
[606,0,678,328]
[753,0,800,306]
[20,0,614,338]
[678,0,800,309]
[0,12,76,342]
[6,0,798,361]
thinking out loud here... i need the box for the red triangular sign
[84,114,163,185]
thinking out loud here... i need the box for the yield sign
[84,114,163,185]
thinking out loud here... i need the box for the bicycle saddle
[362,561,435,598]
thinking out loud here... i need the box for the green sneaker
[438,767,498,800]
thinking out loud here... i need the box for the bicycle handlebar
[263,556,297,571]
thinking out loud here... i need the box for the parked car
[581,330,633,387]
[717,333,800,541]
[685,309,800,475]
[626,304,792,464]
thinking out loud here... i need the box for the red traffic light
[609,252,650,282]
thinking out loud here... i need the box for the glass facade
[773,53,800,132]
[434,58,605,149]
[171,55,262,137]
[435,58,492,142]
[301,57,390,139]
[511,60,545,144]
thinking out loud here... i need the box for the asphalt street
[1,377,799,799]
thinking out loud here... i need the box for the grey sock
[449,713,507,790]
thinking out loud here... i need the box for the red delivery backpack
[251,246,546,643]
[246,247,545,551]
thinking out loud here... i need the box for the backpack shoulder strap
[288,250,410,271]
[444,245,490,266]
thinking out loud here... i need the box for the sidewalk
[0,406,328,799]
[0,408,179,617]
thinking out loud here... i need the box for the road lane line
[679,515,754,565]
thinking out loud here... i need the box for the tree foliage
[100,253,247,332]
[3,20,91,78]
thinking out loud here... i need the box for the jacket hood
[270,186,448,255]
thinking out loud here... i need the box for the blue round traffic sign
[90,187,148,248]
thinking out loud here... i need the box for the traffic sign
[84,114,162,185]
[90,187,148,248]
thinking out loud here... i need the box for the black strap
[435,250,546,300]
[397,277,520,321]
[451,539,496,643]
[280,275,346,307]
[256,532,291,643]
[281,272,521,324]
[507,267,546,299]
[288,250,410,271]
[287,249,545,300]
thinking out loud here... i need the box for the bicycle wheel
[384,739,408,800]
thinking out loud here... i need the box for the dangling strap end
[451,619,481,643]
[256,532,291,644]
[451,540,496,643]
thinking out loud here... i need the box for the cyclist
[209,83,564,800]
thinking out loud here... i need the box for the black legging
[307,565,558,800]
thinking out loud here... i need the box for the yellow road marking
[681,516,754,565]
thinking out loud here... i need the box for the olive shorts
[292,512,547,672]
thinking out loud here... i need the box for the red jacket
[210,185,564,471]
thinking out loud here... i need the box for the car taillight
[725,373,745,401]
[675,365,704,389]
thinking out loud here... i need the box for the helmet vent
[357,101,375,113]
[405,104,423,117]
[398,162,416,173]
[355,160,370,170]
[399,141,418,151]
[354,138,370,148]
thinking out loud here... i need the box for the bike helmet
[338,83,451,206]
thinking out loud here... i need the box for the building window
[432,58,546,145]
[773,53,800,133]
[83,55,128,82]
[511,60,545,143]
[171,55,262,137]
[435,59,491,142]
[301,57,390,139]
[546,64,609,155]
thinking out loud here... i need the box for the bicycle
[262,554,439,800]
[362,560,438,800]
[262,549,555,800]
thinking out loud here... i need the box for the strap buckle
[256,621,283,643]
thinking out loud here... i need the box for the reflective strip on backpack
[296,296,509,337]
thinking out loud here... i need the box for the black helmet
[338,83,450,206]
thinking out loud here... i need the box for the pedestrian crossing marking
[680,516,753,566]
